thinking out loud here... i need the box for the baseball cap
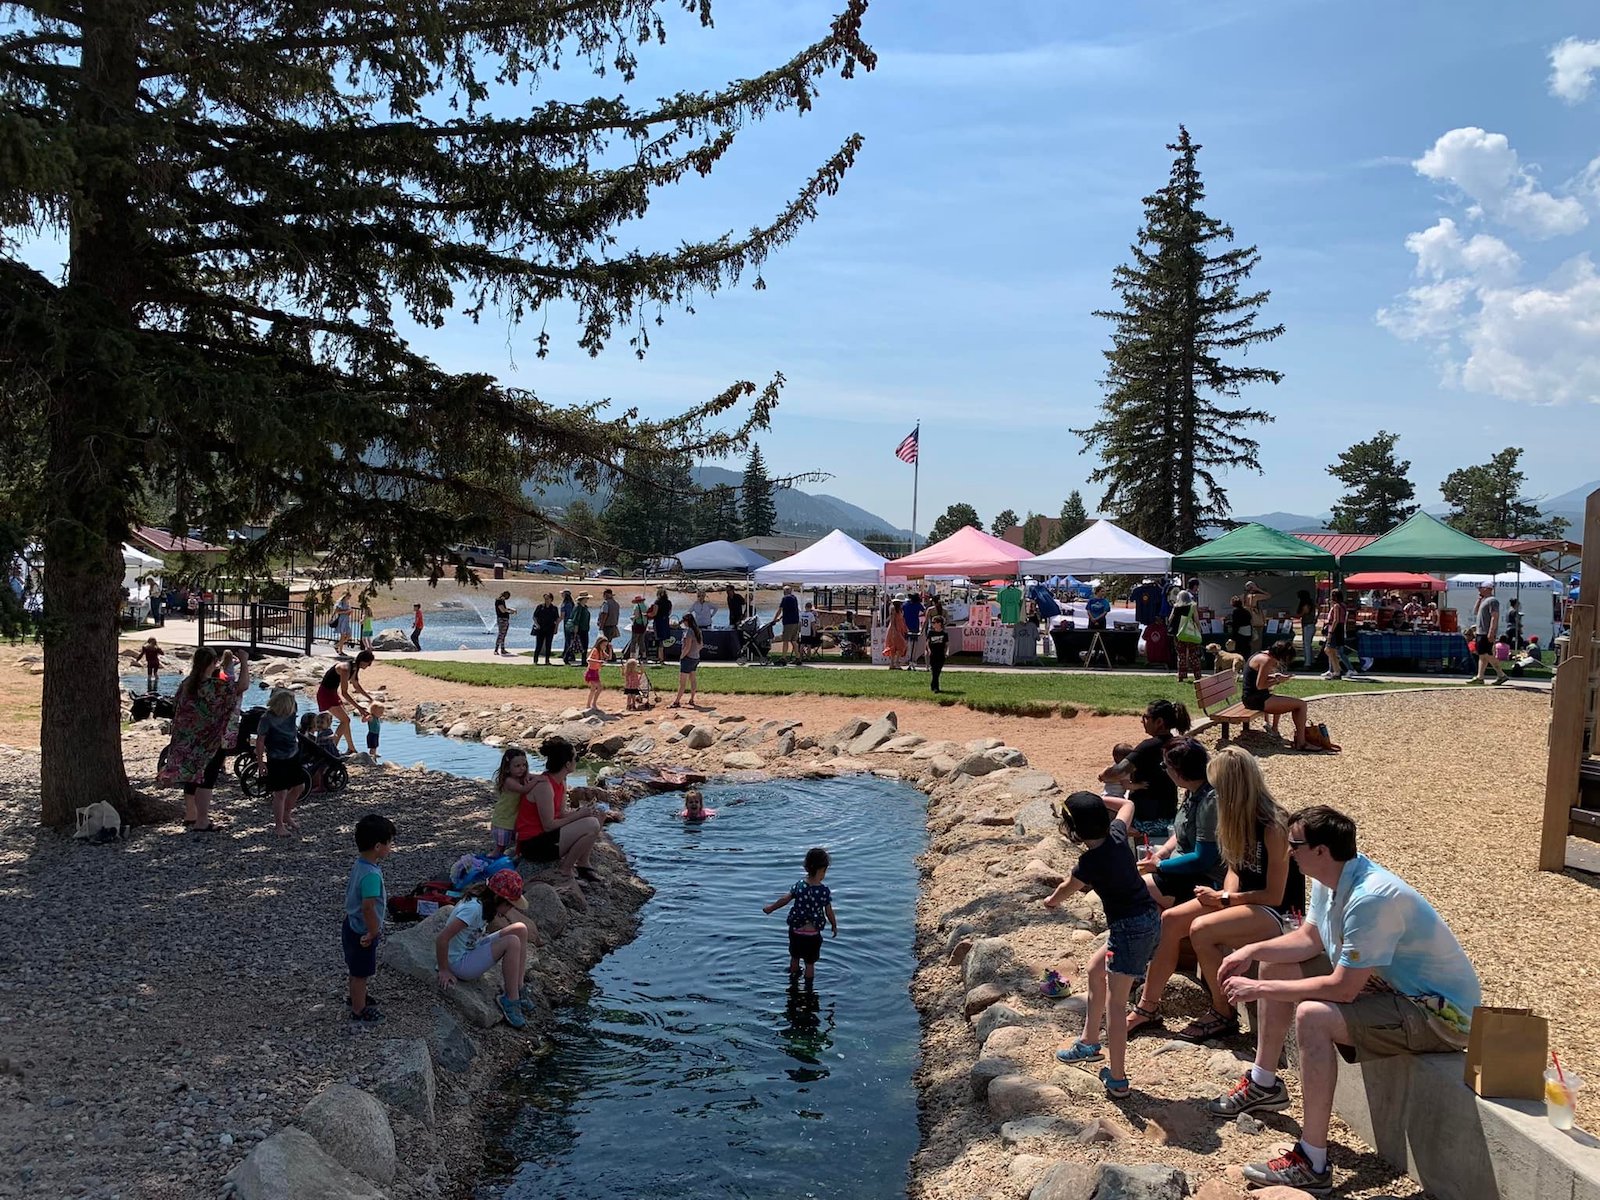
[1060,790,1111,841]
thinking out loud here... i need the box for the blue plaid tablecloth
[1357,631,1471,668]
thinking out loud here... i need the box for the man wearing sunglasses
[1202,805,1481,1195]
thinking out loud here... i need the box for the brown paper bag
[1463,1006,1548,1099]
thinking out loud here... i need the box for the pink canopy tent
[884,526,1032,579]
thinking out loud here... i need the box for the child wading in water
[1044,791,1161,1098]
[365,702,384,761]
[490,747,538,853]
[132,638,166,692]
[343,813,396,1026]
[763,848,838,984]
[679,788,715,821]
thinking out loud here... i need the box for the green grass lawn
[392,658,1445,718]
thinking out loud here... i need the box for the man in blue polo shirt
[902,591,924,669]
[1205,805,1480,1195]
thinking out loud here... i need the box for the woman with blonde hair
[1126,745,1303,1042]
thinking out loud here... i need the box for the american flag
[895,426,919,464]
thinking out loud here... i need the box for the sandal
[1126,1002,1166,1037]
[575,866,603,884]
[1054,1040,1104,1065]
[190,822,221,834]
[1176,1008,1240,1042]
[1099,1066,1131,1099]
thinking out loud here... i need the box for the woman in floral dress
[162,647,251,832]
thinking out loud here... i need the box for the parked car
[522,559,568,575]
[448,544,501,568]
[590,567,620,578]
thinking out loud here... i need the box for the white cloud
[1403,218,1521,283]
[1575,154,1600,206]
[1380,252,1600,406]
[1550,37,1600,103]
[1414,127,1587,238]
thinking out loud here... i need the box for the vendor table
[1356,630,1471,671]
[695,628,740,660]
[1052,627,1140,666]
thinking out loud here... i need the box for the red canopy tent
[884,526,1032,579]
[1341,571,1447,592]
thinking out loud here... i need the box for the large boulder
[962,937,1018,988]
[684,725,717,750]
[1001,1116,1085,1146]
[954,751,1002,778]
[431,1005,477,1073]
[824,717,870,749]
[1000,769,1060,798]
[970,1055,1026,1099]
[1085,1164,1191,1200]
[445,721,481,740]
[372,1038,435,1127]
[987,746,1028,768]
[722,751,765,770]
[1028,1163,1096,1200]
[380,908,501,1027]
[847,712,898,754]
[589,733,629,759]
[230,1128,384,1200]
[987,1074,1067,1120]
[964,982,1006,1017]
[974,1001,1028,1046]
[297,1084,396,1185]
[536,719,603,749]
[911,739,961,760]
[521,881,570,940]
[370,628,414,652]
[874,733,925,753]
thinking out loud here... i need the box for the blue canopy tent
[672,539,771,573]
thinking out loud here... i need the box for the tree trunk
[39,536,136,826]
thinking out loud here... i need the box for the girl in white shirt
[434,869,535,1029]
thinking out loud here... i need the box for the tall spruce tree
[1074,127,1283,552]
[1058,491,1089,540]
[602,452,699,565]
[1020,513,1048,553]
[1327,431,1417,534]
[990,509,1019,538]
[0,0,874,824]
[740,444,778,538]
[1440,449,1567,539]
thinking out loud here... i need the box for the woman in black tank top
[1172,746,1301,1043]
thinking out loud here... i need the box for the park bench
[1193,668,1257,744]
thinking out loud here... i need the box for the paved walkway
[117,618,1552,690]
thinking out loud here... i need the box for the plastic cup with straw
[1544,1051,1583,1131]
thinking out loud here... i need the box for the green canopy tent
[1170,523,1338,574]
[1338,512,1520,575]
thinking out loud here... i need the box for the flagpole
[910,422,920,552]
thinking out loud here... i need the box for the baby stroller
[627,670,655,710]
[237,732,349,799]
[155,704,263,777]
[129,690,175,724]
[736,616,775,666]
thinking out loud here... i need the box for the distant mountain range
[528,466,915,540]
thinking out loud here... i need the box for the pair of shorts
[1105,908,1161,978]
[180,748,225,795]
[679,657,699,674]
[449,931,504,981]
[1154,870,1209,904]
[264,757,305,792]
[315,686,341,712]
[584,668,600,684]
[366,733,380,751]
[342,918,379,978]
[623,687,641,696]
[519,830,561,863]
[492,826,515,851]
[781,622,800,642]
[1296,954,1467,1062]
[788,928,823,963]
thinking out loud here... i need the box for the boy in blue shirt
[763,847,838,984]
[343,813,396,1026]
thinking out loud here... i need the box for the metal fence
[197,600,318,656]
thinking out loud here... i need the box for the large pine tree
[0,0,874,824]
[1440,449,1567,539]
[1075,128,1283,552]
[1327,431,1417,534]
[740,444,778,538]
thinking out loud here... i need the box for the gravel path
[0,724,646,1200]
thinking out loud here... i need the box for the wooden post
[1539,490,1600,871]
[303,601,315,658]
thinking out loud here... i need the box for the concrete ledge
[1334,1052,1600,1200]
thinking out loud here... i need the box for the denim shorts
[1105,907,1161,978]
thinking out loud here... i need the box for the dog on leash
[74,801,124,841]
[1207,642,1247,676]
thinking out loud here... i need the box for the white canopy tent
[1445,562,1561,648]
[752,529,886,587]
[1020,519,1171,576]
[122,543,164,593]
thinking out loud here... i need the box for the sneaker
[1241,1143,1332,1194]
[1207,1071,1290,1117]
[1491,676,1507,686]
[1039,969,1070,999]
[1319,671,1336,680]
[1359,657,1373,671]
[349,1004,385,1026]
[498,994,528,1029]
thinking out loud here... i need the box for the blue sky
[417,0,1600,531]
